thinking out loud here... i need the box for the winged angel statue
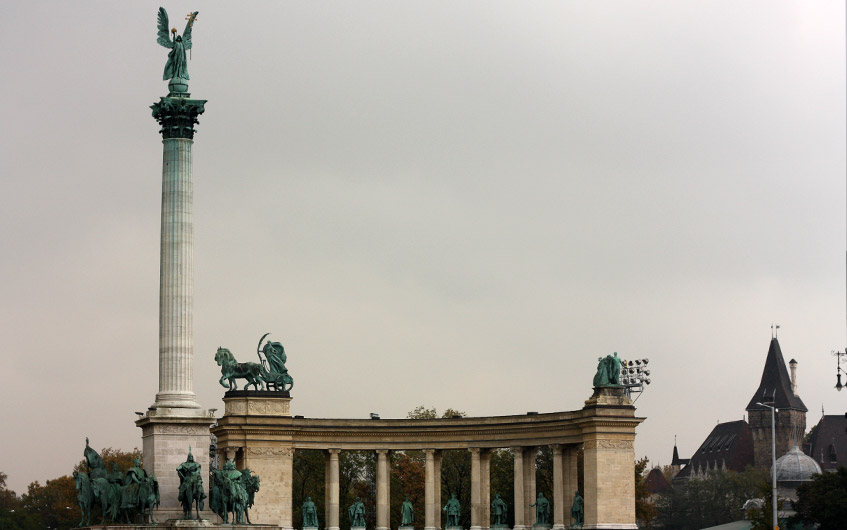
[157,7,198,81]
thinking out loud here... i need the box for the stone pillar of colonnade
[512,447,527,530]
[552,445,565,530]
[524,448,537,527]
[581,387,639,530]
[241,445,294,529]
[377,450,391,530]
[434,452,442,530]
[563,446,579,527]
[469,449,486,530]
[326,450,341,530]
[424,450,440,530]
[480,450,491,530]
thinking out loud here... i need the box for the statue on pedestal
[177,447,206,520]
[241,467,261,524]
[400,496,414,527]
[156,8,197,82]
[120,457,159,524]
[211,459,249,524]
[491,493,508,526]
[443,493,461,528]
[570,491,583,529]
[214,333,294,392]
[592,352,622,387]
[530,492,550,526]
[349,497,366,527]
[303,496,319,528]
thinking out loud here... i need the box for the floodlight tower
[619,357,652,401]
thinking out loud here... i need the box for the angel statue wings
[157,7,198,81]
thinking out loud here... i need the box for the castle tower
[135,53,214,517]
[745,338,807,468]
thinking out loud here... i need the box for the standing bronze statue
[491,493,508,526]
[443,494,461,528]
[400,496,414,527]
[349,497,366,527]
[592,352,622,387]
[156,8,198,81]
[529,492,550,526]
[303,496,319,528]
[570,491,583,529]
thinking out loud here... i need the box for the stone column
[563,446,578,527]
[377,450,391,530]
[552,445,565,530]
[434,452,442,530]
[328,450,341,530]
[481,450,491,530]
[325,452,331,529]
[425,450,437,530]
[524,448,536,526]
[137,91,211,519]
[513,447,527,530]
[470,449,483,530]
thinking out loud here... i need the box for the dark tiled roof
[675,420,754,480]
[745,338,807,412]
[644,467,671,494]
[806,415,847,472]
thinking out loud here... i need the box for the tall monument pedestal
[214,391,295,530]
[138,73,210,519]
[136,411,215,521]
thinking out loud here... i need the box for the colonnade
[309,444,580,530]
[212,388,641,530]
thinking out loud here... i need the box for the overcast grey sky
[1,1,846,494]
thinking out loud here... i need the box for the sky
[1,1,846,495]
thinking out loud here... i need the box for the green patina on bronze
[210,460,258,524]
[530,492,551,526]
[443,493,461,528]
[348,497,366,527]
[73,438,159,526]
[177,447,206,520]
[570,491,584,529]
[400,496,414,527]
[215,333,294,392]
[491,493,508,526]
[303,496,319,527]
[151,8,207,139]
[157,8,198,82]
[592,352,622,387]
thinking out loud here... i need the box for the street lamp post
[833,349,847,391]
[756,400,779,530]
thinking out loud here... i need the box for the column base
[303,526,319,530]
[513,526,531,530]
[581,525,637,530]
[377,526,390,530]
[552,525,567,530]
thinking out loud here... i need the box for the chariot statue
[215,333,294,392]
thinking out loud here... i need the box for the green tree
[655,467,768,530]
[292,450,326,529]
[792,467,847,530]
[634,457,656,529]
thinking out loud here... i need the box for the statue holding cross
[156,8,198,82]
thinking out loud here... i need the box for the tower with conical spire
[745,338,807,468]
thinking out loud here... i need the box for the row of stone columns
[320,445,579,530]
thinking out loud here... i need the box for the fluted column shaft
[327,450,341,530]
[513,447,526,530]
[155,137,199,408]
[377,450,391,530]
[425,450,435,530]
[552,445,565,530]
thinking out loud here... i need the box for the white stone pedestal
[136,411,215,520]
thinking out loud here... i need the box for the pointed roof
[671,441,689,466]
[674,420,754,482]
[644,468,671,494]
[745,338,807,412]
[806,415,847,471]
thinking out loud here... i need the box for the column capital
[552,444,564,455]
[468,447,481,455]
[151,96,207,139]
[376,449,390,456]
[328,448,341,456]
